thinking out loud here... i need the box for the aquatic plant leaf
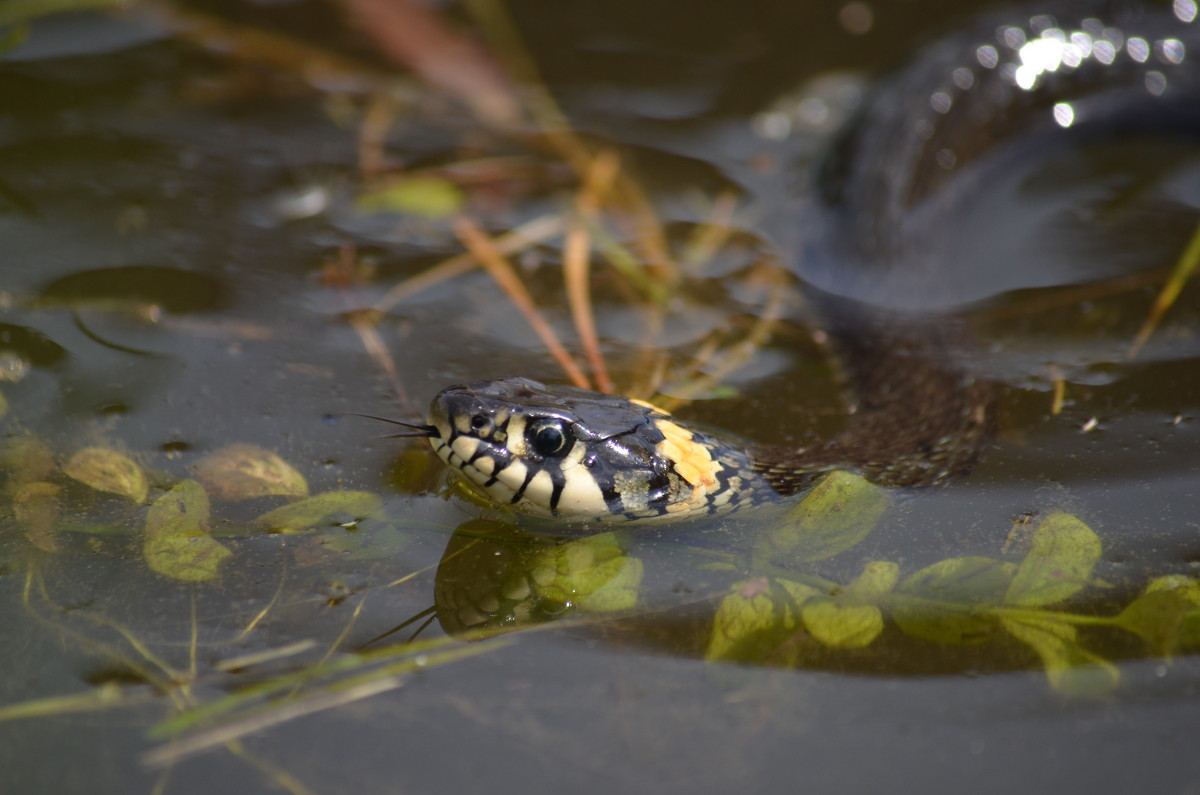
[0,324,67,367]
[254,491,383,534]
[13,481,61,552]
[143,479,232,582]
[63,447,148,503]
[0,389,7,420]
[706,578,821,664]
[193,444,308,501]
[357,176,464,219]
[758,470,890,564]
[798,561,895,648]
[802,599,883,648]
[316,524,413,561]
[528,532,643,613]
[844,560,900,602]
[1004,513,1101,607]
[37,265,226,314]
[0,435,55,483]
[1115,576,1200,655]
[889,557,1016,644]
[1001,616,1119,697]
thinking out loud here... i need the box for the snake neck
[755,305,995,492]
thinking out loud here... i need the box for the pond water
[2,1,1200,793]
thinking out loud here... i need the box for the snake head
[426,377,744,521]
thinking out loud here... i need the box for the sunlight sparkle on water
[1015,36,1066,89]
[1052,102,1075,128]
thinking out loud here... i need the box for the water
[1,1,1199,793]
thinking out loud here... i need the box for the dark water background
[1,1,1199,792]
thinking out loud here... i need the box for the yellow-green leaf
[706,578,821,664]
[13,481,61,552]
[64,446,148,503]
[254,490,383,534]
[1115,576,1200,655]
[1001,615,1119,697]
[843,560,900,603]
[757,470,890,564]
[802,598,883,648]
[357,176,464,219]
[0,435,55,484]
[144,479,231,582]
[1005,513,1101,607]
[889,557,1015,645]
[193,444,308,501]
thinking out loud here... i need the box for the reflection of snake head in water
[407,0,1200,523]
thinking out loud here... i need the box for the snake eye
[470,414,488,430]
[529,420,569,457]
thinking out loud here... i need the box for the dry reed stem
[652,261,791,410]
[372,214,563,315]
[453,216,591,388]
[564,150,622,393]
[1127,220,1200,359]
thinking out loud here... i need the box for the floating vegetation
[63,446,149,504]
[192,445,309,502]
[1,1,1198,792]
[142,479,231,582]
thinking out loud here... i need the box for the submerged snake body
[425,1,1200,522]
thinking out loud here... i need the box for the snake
[388,0,1200,524]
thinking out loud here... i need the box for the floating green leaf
[64,446,148,503]
[143,479,231,582]
[844,560,900,602]
[315,524,413,561]
[357,176,464,219]
[1004,513,1101,607]
[757,470,890,565]
[193,444,308,501]
[889,557,1016,645]
[13,481,60,552]
[528,532,642,613]
[706,578,822,664]
[254,491,383,534]
[1115,575,1200,655]
[800,561,895,648]
[1001,615,1119,697]
[0,435,55,483]
[802,599,882,648]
